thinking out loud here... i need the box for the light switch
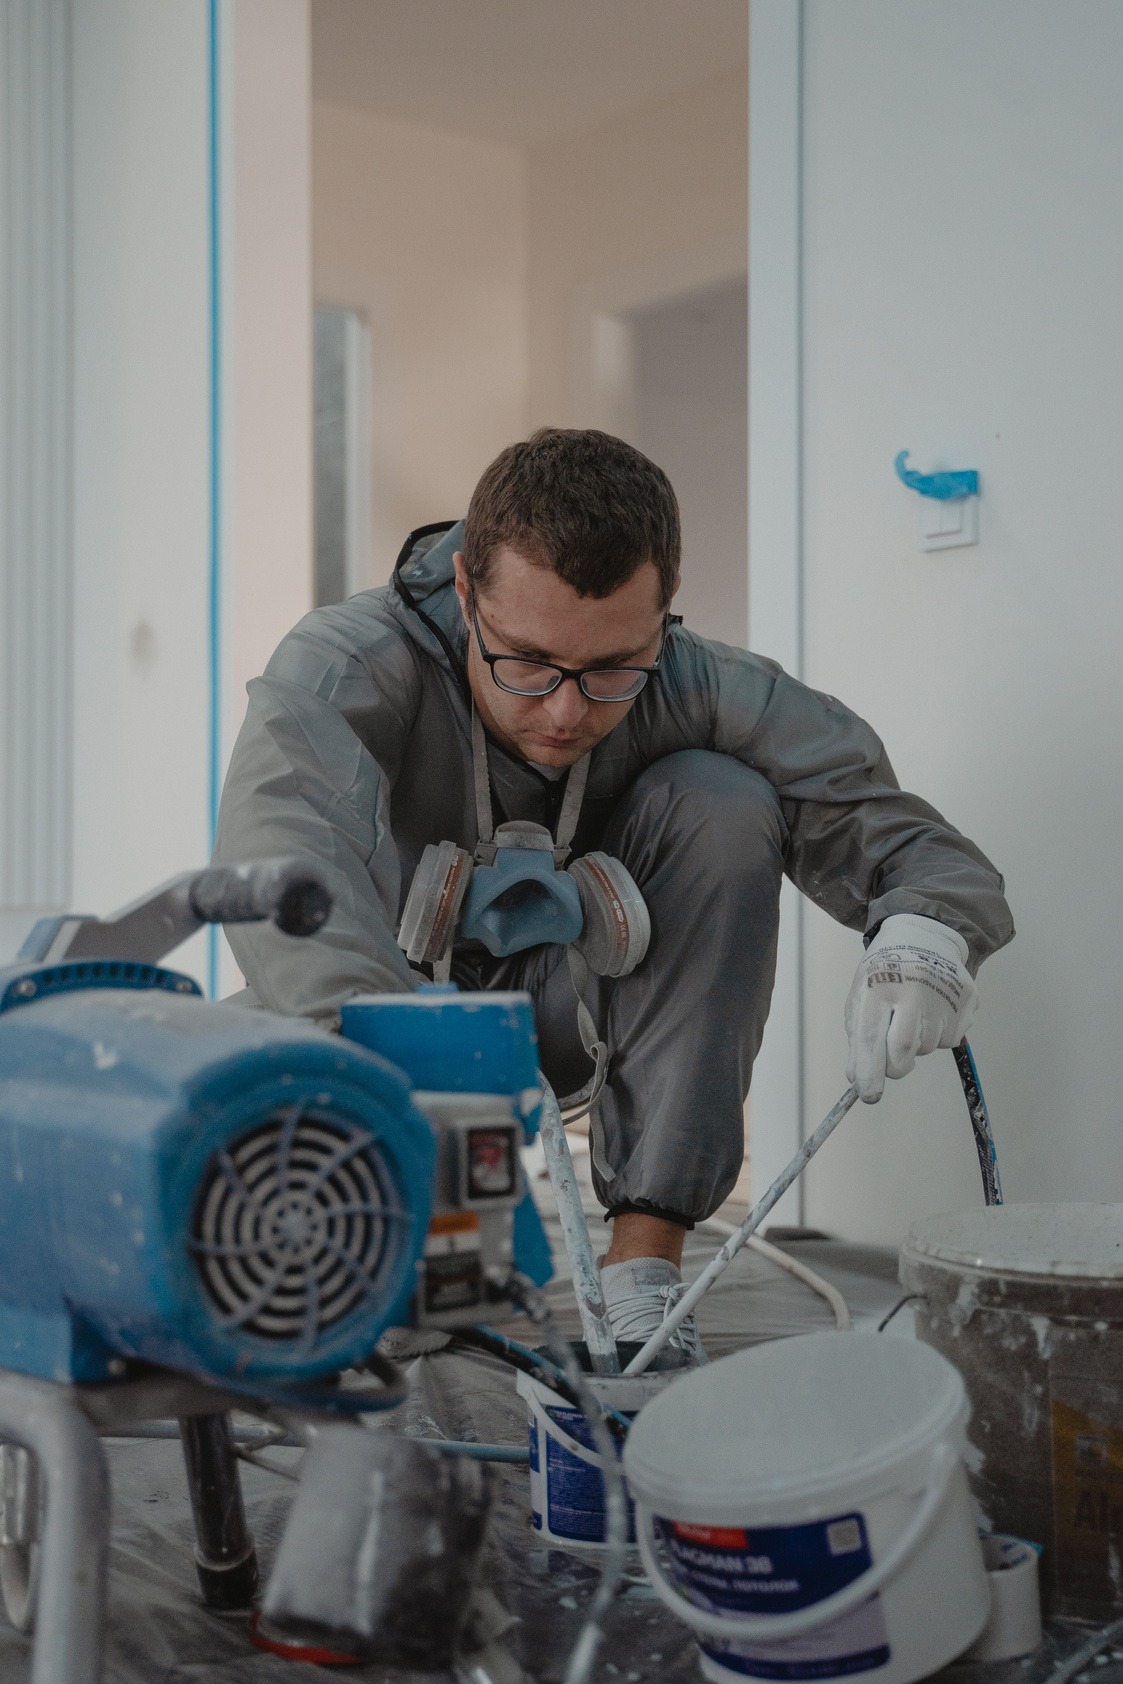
[920,494,977,552]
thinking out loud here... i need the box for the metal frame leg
[0,1441,44,1632]
[178,1414,258,1610]
[0,1369,109,1684]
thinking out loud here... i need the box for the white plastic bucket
[516,1367,672,1547]
[623,1332,989,1684]
[965,1535,1042,1662]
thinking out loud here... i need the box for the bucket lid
[623,1333,965,1523]
[904,1204,1123,1281]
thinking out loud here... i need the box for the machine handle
[635,1441,955,1644]
[189,858,332,938]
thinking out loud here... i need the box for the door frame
[746,0,805,1213]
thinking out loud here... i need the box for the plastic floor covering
[0,1138,1105,1684]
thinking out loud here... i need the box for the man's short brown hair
[463,428,680,608]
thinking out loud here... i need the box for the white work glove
[844,914,978,1104]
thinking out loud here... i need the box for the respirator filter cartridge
[568,851,650,977]
[397,840,473,965]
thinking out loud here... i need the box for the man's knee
[603,751,786,880]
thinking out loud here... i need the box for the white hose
[699,1221,851,1331]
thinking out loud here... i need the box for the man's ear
[671,572,682,600]
[452,551,471,623]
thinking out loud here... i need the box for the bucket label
[1050,1335,1123,1620]
[542,1404,633,1543]
[528,1407,543,1531]
[654,1511,890,1680]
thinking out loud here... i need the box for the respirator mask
[397,708,649,1128]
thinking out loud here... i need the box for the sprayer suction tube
[625,1043,1002,1375]
[623,1085,861,1377]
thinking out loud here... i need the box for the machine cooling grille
[189,1106,410,1353]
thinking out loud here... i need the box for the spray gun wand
[624,1038,1000,1376]
[623,1084,862,1376]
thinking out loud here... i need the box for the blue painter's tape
[895,450,978,500]
[207,0,223,999]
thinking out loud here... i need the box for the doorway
[629,276,747,645]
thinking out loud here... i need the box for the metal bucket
[900,1203,1123,1624]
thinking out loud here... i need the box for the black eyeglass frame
[470,603,682,702]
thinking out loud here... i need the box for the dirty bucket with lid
[623,1331,988,1684]
[900,1202,1123,1624]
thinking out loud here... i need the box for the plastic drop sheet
[0,1145,1095,1682]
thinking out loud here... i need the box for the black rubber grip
[188,857,333,937]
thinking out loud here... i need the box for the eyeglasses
[471,604,680,702]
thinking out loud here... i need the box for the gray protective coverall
[214,522,1014,1227]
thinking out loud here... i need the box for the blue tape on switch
[895,450,978,500]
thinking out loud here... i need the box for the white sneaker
[600,1258,707,1371]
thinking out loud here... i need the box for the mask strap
[471,702,590,865]
[471,705,495,861]
[552,752,589,866]
[469,708,612,1178]
[559,947,615,1184]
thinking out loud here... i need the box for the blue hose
[953,1039,1002,1205]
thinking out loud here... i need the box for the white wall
[312,102,528,586]
[0,0,73,958]
[795,0,1123,1240]
[71,0,212,987]
[70,0,312,991]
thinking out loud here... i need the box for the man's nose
[542,677,589,730]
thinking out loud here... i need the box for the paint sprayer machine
[0,856,620,1684]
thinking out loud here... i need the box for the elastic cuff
[604,1200,695,1232]
[866,912,969,966]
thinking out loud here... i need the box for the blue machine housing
[341,990,542,1126]
[0,978,436,1386]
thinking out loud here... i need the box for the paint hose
[954,1038,1002,1205]
[451,1326,630,1441]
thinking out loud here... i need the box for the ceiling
[311,0,749,147]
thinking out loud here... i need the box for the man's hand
[844,914,978,1104]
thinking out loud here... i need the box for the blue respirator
[397,710,650,987]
